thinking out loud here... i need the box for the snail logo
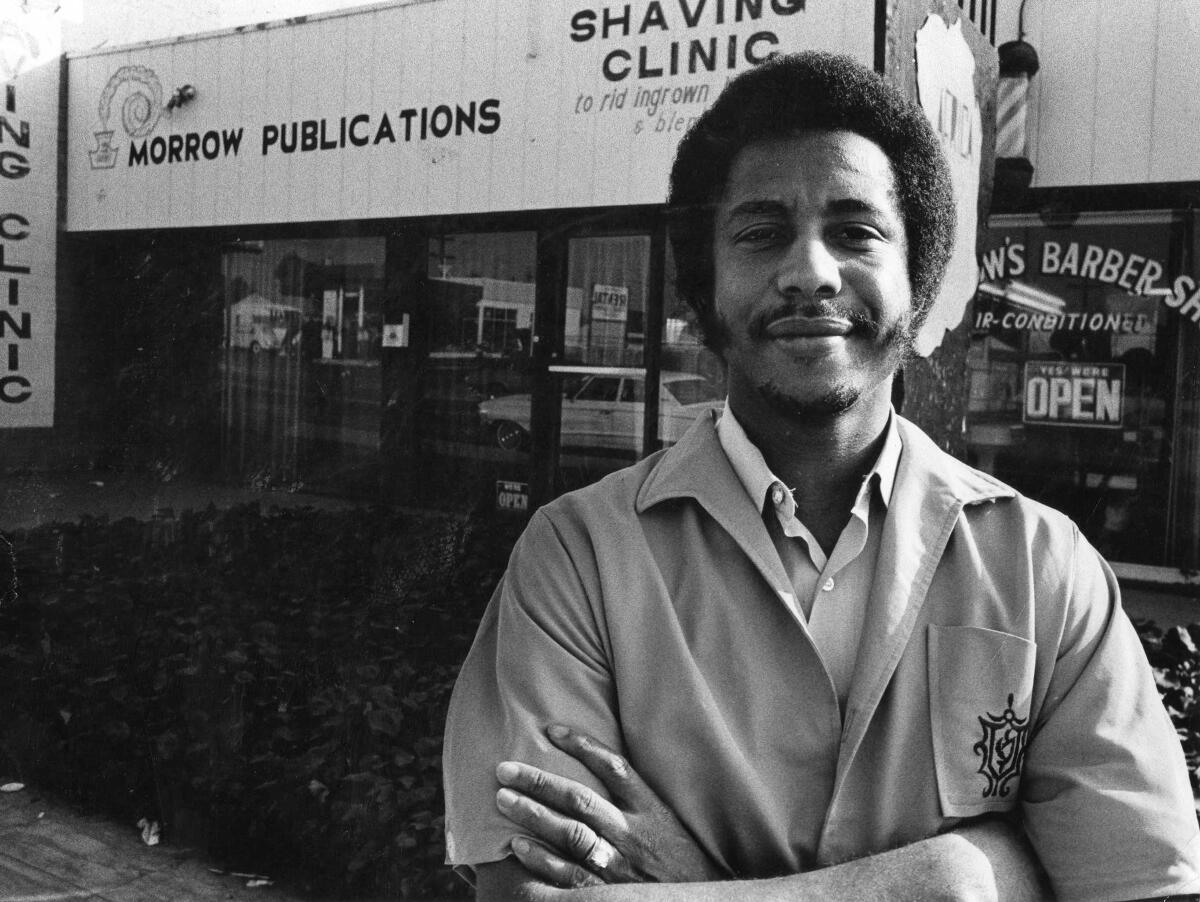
[89,65,164,170]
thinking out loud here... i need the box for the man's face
[711,129,915,421]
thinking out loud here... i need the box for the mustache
[747,301,881,341]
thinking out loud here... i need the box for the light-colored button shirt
[444,414,1200,899]
[716,405,902,709]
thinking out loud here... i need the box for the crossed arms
[473,725,1052,902]
[452,505,1200,901]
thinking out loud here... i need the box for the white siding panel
[1029,0,1198,187]
[442,0,473,215]
[1029,0,1099,187]
[518,6,566,213]
[469,1,503,214]
[485,4,538,213]
[340,11,378,222]
[119,47,160,227]
[167,38,199,225]
[236,29,273,225]
[210,29,245,228]
[550,12,599,212]
[1150,1,1200,182]
[284,15,344,223]
[386,0,437,219]
[836,0,875,64]
[1090,0,1158,184]
[263,25,299,224]
[65,50,98,231]
[137,43,175,225]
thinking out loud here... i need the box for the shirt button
[822,577,835,591]
[771,486,785,506]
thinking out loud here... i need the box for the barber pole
[996,72,1030,159]
[994,35,1039,193]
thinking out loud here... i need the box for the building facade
[5,0,999,517]
[34,0,1200,612]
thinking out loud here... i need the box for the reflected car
[478,370,724,452]
[227,295,303,353]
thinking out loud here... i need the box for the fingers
[497,785,607,863]
[545,724,650,807]
[511,836,606,889]
[496,759,627,836]
[496,786,640,883]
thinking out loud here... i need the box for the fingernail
[496,788,517,808]
[512,837,529,854]
[496,761,518,783]
[547,724,569,740]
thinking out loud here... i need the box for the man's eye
[735,225,782,244]
[838,224,884,243]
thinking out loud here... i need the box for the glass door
[410,230,538,512]
[552,235,652,488]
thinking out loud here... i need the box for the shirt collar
[636,413,1015,519]
[716,403,903,517]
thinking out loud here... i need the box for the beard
[756,377,863,419]
[712,299,917,419]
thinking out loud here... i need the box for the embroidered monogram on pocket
[973,693,1030,799]
[927,625,1036,817]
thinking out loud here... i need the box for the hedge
[0,503,522,898]
[1134,619,1200,794]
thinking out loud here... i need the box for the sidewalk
[0,784,306,901]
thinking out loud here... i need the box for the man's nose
[774,239,841,301]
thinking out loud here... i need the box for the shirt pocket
[927,625,1036,818]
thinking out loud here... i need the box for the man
[443,52,1200,901]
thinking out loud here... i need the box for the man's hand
[494,724,726,887]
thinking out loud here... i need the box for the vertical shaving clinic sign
[0,1,58,427]
[66,0,874,230]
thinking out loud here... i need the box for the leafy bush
[1134,619,1200,795]
[0,503,522,898]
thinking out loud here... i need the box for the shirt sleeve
[1021,526,1200,902]
[441,508,621,880]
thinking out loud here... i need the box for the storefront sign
[1022,362,1124,428]
[0,1,59,427]
[979,237,1200,329]
[974,308,1154,335]
[913,15,983,356]
[65,0,873,230]
[590,284,629,322]
[496,479,529,513]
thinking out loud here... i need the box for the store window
[661,239,725,433]
[416,231,537,509]
[545,235,652,490]
[662,238,723,375]
[966,213,1185,567]
[220,237,386,495]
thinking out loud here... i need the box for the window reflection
[966,216,1173,565]
[413,232,537,511]
[220,237,385,495]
